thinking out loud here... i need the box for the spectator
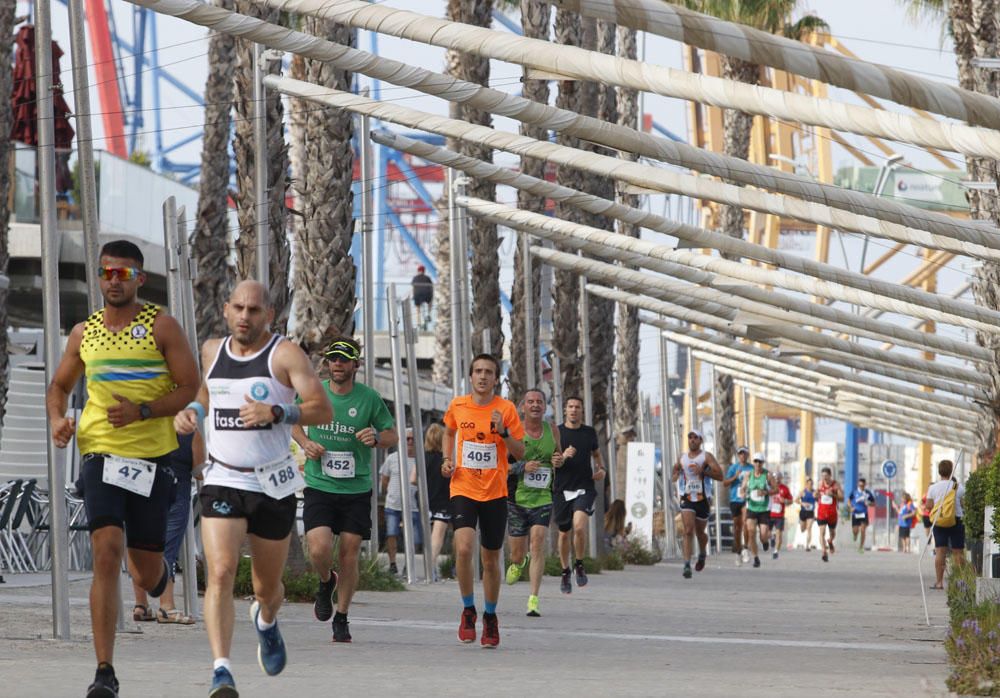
[411,265,433,330]
[604,498,632,550]
[925,459,966,590]
[411,423,449,581]
[380,428,422,575]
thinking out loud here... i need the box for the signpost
[626,442,656,548]
[882,460,897,550]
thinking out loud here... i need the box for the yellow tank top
[77,303,178,458]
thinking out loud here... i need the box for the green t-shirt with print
[515,422,556,509]
[303,381,394,495]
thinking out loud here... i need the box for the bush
[618,534,661,565]
[945,563,1000,695]
[599,550,625,571]
[439,554,456,580]
[965,464,990,543]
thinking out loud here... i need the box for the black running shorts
[729,501,746,518]
[744,509,771,524]
[200,484,297,541]
[553,489,597,532]
[770,516,785,531]
[680,497,711,521]
[302,488,372,540]
[451,495,507,550]
[80,453,174,552]
[852,512,870,527]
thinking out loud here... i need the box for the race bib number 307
[461,441,498,470]
[524,467,552,489]
[102,455,156,497]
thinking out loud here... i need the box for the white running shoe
[735,555,743,567]
[740,549,750,564]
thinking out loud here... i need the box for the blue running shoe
[250,601,287,676]
[209,667,238,698]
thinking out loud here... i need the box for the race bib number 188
[256,455,305,499]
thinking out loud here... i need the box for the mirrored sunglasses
[99,266,142,281]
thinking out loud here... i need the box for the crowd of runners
[44,240,966,698]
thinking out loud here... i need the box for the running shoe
[575,560,588,587]
[560,569,572,594]
[86,664,119,698]
[694,554,706,572]
[249,601,287,676]
[770,536,776,550]
[313,569,338,622]
[753,556,761,568]
[762,540,770,552]
[481,612,500,648]
[389,562,399,575]
[209,667,238,698]
[735,555,743,567]
[682,562,692,579]
[740,549,751,564]
[822,552,829,562]
[506,553,529,585]
[458,607,477,643]
[526,594,541,617]
[772,551,779,560]
[332,614,352,643]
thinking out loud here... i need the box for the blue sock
[484,600,497,615]
[461,594,474,609]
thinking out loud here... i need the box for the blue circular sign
[882,460,898,479]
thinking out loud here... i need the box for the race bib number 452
[322,451,356,479]
[461,441,498,470]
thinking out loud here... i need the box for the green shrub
[439,555,456,580]
[600,550,625,571]
[945,563,1000,695]
[965,465,990,543]
[619,534,661,565]
[988,453,1000,548]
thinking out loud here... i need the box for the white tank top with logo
[203,334,295,492]
[680,451,708,502]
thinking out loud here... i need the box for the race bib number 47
[461,441,498,470]
[102,455,156,497]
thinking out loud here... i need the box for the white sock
[256,613,276,631]
[213,658,231,672]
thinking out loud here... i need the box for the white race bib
[686,479,703,496]
[524,467,552,489]
[321,451,356,479]
[802,502,814,511]
[750,489,766,503]
[102,455,156,497]
[461,441,498,470]
[770,500,783,514]
[256,455,305,499]
[820,494,834,505]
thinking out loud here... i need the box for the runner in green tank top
[744,453,778,569]
[505,389,564,617]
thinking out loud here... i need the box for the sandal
[929,584,944,590]
[132,604,154,622]
[156,607,195,625]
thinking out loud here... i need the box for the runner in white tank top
[671,430,724,579]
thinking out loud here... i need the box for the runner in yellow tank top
[47,241,199,698]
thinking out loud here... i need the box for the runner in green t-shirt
[504,388,563,617]
[744,453,778,569]
[292,337,397,643]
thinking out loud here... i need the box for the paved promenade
[0,547,951,697]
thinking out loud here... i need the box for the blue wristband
[280,403,301,425]
[186,401,206,422]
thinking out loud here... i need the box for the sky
[31,0,977,452]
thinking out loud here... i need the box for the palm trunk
[952,0,1000,463]
[233,0,290,332]
[0,0,15,420]
[191,0,235,345]
[289,18,356,359]
[508,0,550,403]
[613,25,640,502]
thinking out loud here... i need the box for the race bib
[102,455,156,497]
[750,489,766,503]
[686,479,703,496]
[770,500,783,514]
[524,467,552,489]
[853,511,867,519]
[801,502,814,511]
[461,441,498,470]
[256,455,305,499]
[321,451,356,479]
[820,494,834,505]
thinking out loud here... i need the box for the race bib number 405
[256,455,305,499]
[322,451,356,479]
[102,455,156,497]
[461,441,498,470]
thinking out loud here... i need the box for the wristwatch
[138,404,153,421]
[271,405,284,424]
[499,427,510,438]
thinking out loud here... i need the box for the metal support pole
[361,114,375,386]
[550,352,563,428]
[522,231,535,389]
[447,168,462,394]
[402,302,434,583]
[67,0,101,309]
[607,382,618,502]
[455,178,472,368]
[580,278,593,426]
[252,43,269,288]
[660,334,678,560]
[686,346,697,434]
[388,285,417,584]
[37,0,70,639]
[742,386,751,451]
[710,365,722,555]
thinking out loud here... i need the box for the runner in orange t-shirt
[442,354,525,648]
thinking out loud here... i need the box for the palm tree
[191,0,235,345]
[0,0,15,420]
[508,0,549,402]
[232,0,290,332]
[684,0,827,470]
[613,24,640,500]
[289,17,357,360]
[904,0,1000,461]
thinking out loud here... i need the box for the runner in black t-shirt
[555,396,606,594]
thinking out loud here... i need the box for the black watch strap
[271,404,285,424]
[139,404,153,421]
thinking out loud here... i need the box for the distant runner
[849,477,876,554]
[816,467,844,563]
[724,446,753,566]
[743,453,777,569]
[769,472,793,560]
[796,478,816,551]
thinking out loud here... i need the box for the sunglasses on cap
[324,341,360,362]
[99,266,142,281]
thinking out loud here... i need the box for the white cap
[752,452,766,462]
[736,446,750,454]
[688,430,704,439]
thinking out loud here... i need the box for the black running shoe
[560,569,572,594]
[332,613,352,643]
[86,663,119,698]
[574,561,588,588]
[753,557,761,568]
[313,570,338,622]
[682,563,692,579]
[762,540,770,552]
[822,552,829,562]
[695,554,706,572]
